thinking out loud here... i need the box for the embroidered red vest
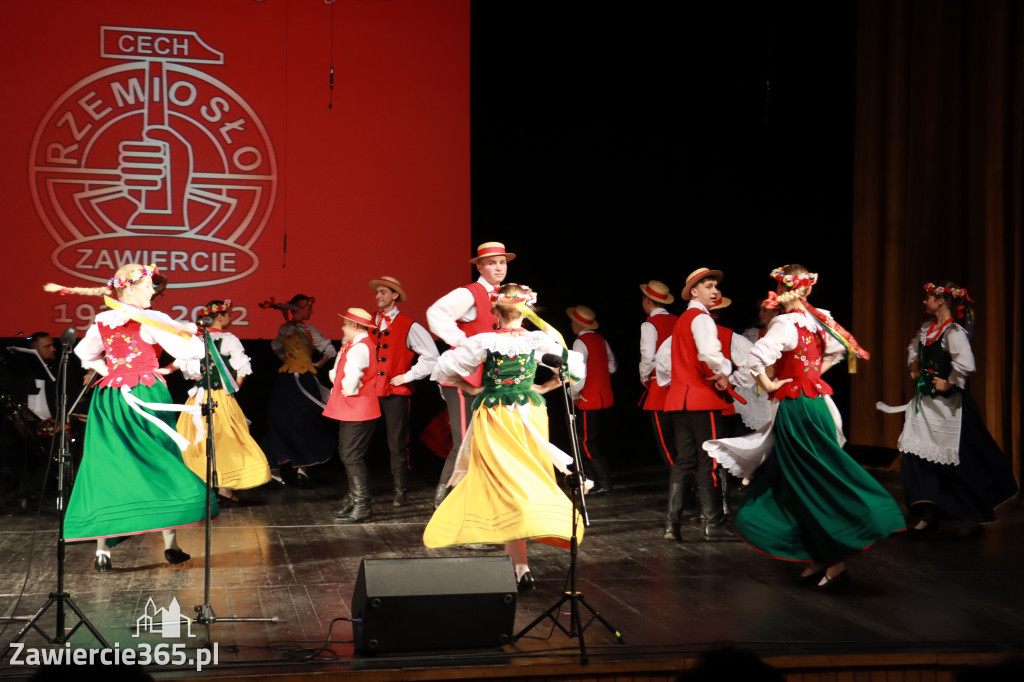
[642,313,678,411]
[453,282,499,387]
[372,311,417,397]
[323,336,382,422]
[96,320,163,389]
[664,308,729,412]
[771,324,833,401]
[577,332,613,410]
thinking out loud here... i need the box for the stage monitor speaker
[351,556,517,653]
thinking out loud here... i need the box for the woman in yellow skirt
[424,284,586,590]
[177,300,271,501]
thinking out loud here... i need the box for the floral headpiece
[924,282,972,301]
[770,266,818,290]
[108,264,158,290]
[489,284,537,308]
[202,300,232,317]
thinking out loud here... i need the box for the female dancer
[703,265,904,590]
[260,294,337,485]
[47,264,214,571]
[892,282,1017,534]
[423,284,586,589]
[177,300,271,502]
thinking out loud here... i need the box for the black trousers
[668,409,725,489]
[436,384,475,486]
[377,395,411,478]
[338,419,376,467]
[577,408,610,483]
[648,410,678,469]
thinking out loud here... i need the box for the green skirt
[64,382,216,542]
[734,395,905,565]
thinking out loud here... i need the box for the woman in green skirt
[50,263,214,572]
[703,265,904,590]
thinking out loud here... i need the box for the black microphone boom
[541,353,567,368]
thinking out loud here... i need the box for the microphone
[60,327,77,353]
[541,353,567,368]
[196,316,215,328]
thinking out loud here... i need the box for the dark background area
[3,2,868,490]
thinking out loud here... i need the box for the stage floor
[1,463,1022,680]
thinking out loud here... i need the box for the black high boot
[663,482,684,540]
[720,472,732,518]
[698,487,736,541]
[433,482,450,509]
[336,465,372,523]
[393,469,409,508]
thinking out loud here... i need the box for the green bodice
[917,331,953,397]
[193,337,236,391]
[473,349,544,410]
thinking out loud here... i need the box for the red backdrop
[0,0,469,339]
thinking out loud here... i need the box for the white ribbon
[121,385,201,451]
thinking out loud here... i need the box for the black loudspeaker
[351,556,517,653]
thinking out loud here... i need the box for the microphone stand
[512,357,624,663]
[192,321,277,644]
[2,328,110,657]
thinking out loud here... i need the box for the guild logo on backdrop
[29,27,277,288]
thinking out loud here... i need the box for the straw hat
[681,267,723,301]
[710,296,732,311]
[566,305,599,330]
[639,280,674,305]
[337,307,375,328]
[368,275,407,302]
[469,241,517,264]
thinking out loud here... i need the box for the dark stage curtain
[851,0,1024,479]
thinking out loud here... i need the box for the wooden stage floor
[1,463,1022,680]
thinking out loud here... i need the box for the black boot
[336,465,372,523]
[720,472,732,518]
[393,470,409,507]
[698,487,736,541]
[664,482,684,540]
[433,481,450,509]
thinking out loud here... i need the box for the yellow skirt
[424,403,584,549]
[177,389,272,490]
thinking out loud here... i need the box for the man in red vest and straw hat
[425,242,513,508]
[324,307,380,524]
[662,268,736,541]
[566,304,617,494]
[367,275,439,507]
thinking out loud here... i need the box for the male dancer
[567,305,616,493]
[638,282,689,539]
[368,276,439,506]
[661,268,735,541]
[425,242,511,508]
[323,308,380,524]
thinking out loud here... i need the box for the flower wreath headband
[489,284,538,308]
[924,282,973,302]
[109,264,158,290]
[770,266,818,290]
[489,285,570,349]
[202,300,232,317]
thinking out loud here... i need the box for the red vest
[97,320,165,389]
[664,308,730,412]
[453,282,499,387]
[577,332,613,410]
[772,324,833,401]
[323,336,381,422]
[641,313,678,411]
[372,311,418,397]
